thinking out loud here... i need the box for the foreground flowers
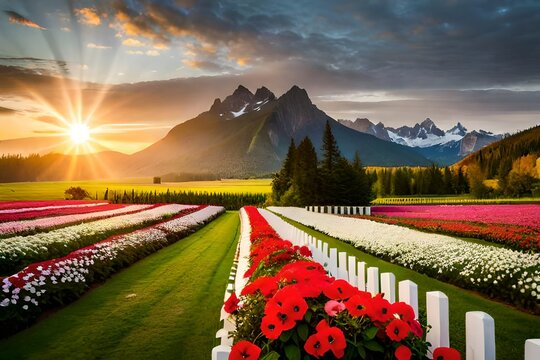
[226,207,450,359]
[269,207,540,310]
[0,205,224,336]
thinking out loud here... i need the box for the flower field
[372,205,540,229]
[0,202,122,222]
[222,206,461,360]
[0,201,225,336]
[269,207,540,311]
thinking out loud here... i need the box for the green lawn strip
[276,214,540,359]
[0,211,239,360]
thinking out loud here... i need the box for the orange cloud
[75,8,101,26]
[5,11,46,30]
[122,38,145,47]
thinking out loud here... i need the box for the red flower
[391,302,415,322]
[433,347,462,360]
[304,333,330,358]
[261,313,284,340]
[315,320,347,358]
[283,294,308,321]
[366,294,393,323]
[395,345,412,360]
[224,292,240,314]
[345,293,371,317]
[385,319,411,341]
[230,340,261,360]
[408,319,423,338]
[241,276,278,298]
[323,279,359,300]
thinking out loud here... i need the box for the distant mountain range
[338,118,504,165]
[124,85,430,177]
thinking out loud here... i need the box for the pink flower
[324,300,346,316]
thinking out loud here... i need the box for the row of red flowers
[0,203,126,223]
[224,207,461,360]
[355,215,539,252]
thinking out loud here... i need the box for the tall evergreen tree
[292,137,319,205]
[319,121,341,204]
[271,138,296,202]
[352,152,373,204]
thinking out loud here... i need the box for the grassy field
[0,178,272,200]
[0,211,239,359]
[276,214,540,359]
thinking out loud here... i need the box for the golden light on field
[69,123,91,145]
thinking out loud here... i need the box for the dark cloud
[0,106,16,114]
[0,58,69,76]
[4,10,46,30]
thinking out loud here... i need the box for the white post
[365,207,371,216]
[348,256,357,285]
[338,252,349,280]
[525,339,540,360]
[398,280,418,319]
[366,267,379,295]
[466,312,495,360]
[212,345,231,360]
[380,272,396,303]
[426,291,450,357]
[357,261,366,291]
[351,207,357,215]
[340,206,345,214]
[322,242,329,265]
[328,248,338,276]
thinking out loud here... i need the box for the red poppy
[433,347,462,360]
[260,313,284,340]
[230,340,261,360]
[315,320,347,358]
[385,319,411,341]
[345,293,371,317]
[395,345,412,360]
[304,333,330,358]
[408,319,423,338]
[323,279,359,300]
[366,294,393,323]
[391,302,416,322]
[224,292,240,313]
[282,294,308,321]
[241,276,278,298]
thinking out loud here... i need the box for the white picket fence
[212,208,540,360]
[305,205,371,215]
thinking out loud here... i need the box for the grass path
[0,211,239,360]
[277,214,540,359]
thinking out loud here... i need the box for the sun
[69,123,91,145]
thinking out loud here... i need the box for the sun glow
[69,123,90,144]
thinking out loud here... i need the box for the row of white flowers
[0,204,196,275]
[268,207,540,307]
[0,205,224,332]
[0,202,108,214]
[0,204,153,235]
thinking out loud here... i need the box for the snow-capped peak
[447,122,468,136]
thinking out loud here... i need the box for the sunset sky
[0,0,539,154]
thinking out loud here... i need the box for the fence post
[357,261,366,291]
[380,273,396,303]
[398,280,418,319]
[212,345,231,360]
[322,242,329,265]
[366,267,379,295]
[328,248,338,276]
[426,291,450,357]
[338,252,349,280]
[348,256,357,285]
[365,207,371,215]
[466,312,495,360]
[525,339,540,360]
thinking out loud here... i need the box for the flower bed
[223,206,453,360]
[0,204,154,235]
[0,203,126,223]
[0,200,106,211]
[372,205,540,229]
[0,204,197,275]
[269,207,540,311]
[0,205,225,336]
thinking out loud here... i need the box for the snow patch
[231,103,248,118]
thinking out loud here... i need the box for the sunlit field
[0,179,272,200]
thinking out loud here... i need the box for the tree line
[272,121,373,206]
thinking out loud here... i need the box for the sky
[0,0,539,154]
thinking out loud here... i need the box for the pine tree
[319,121,341,204]
[271,138,296,203]
[352,152,373,204]
[291,137,319,205]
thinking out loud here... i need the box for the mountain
[338,118,503,165]
[125,85,431,177]
[0,135,112,156]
